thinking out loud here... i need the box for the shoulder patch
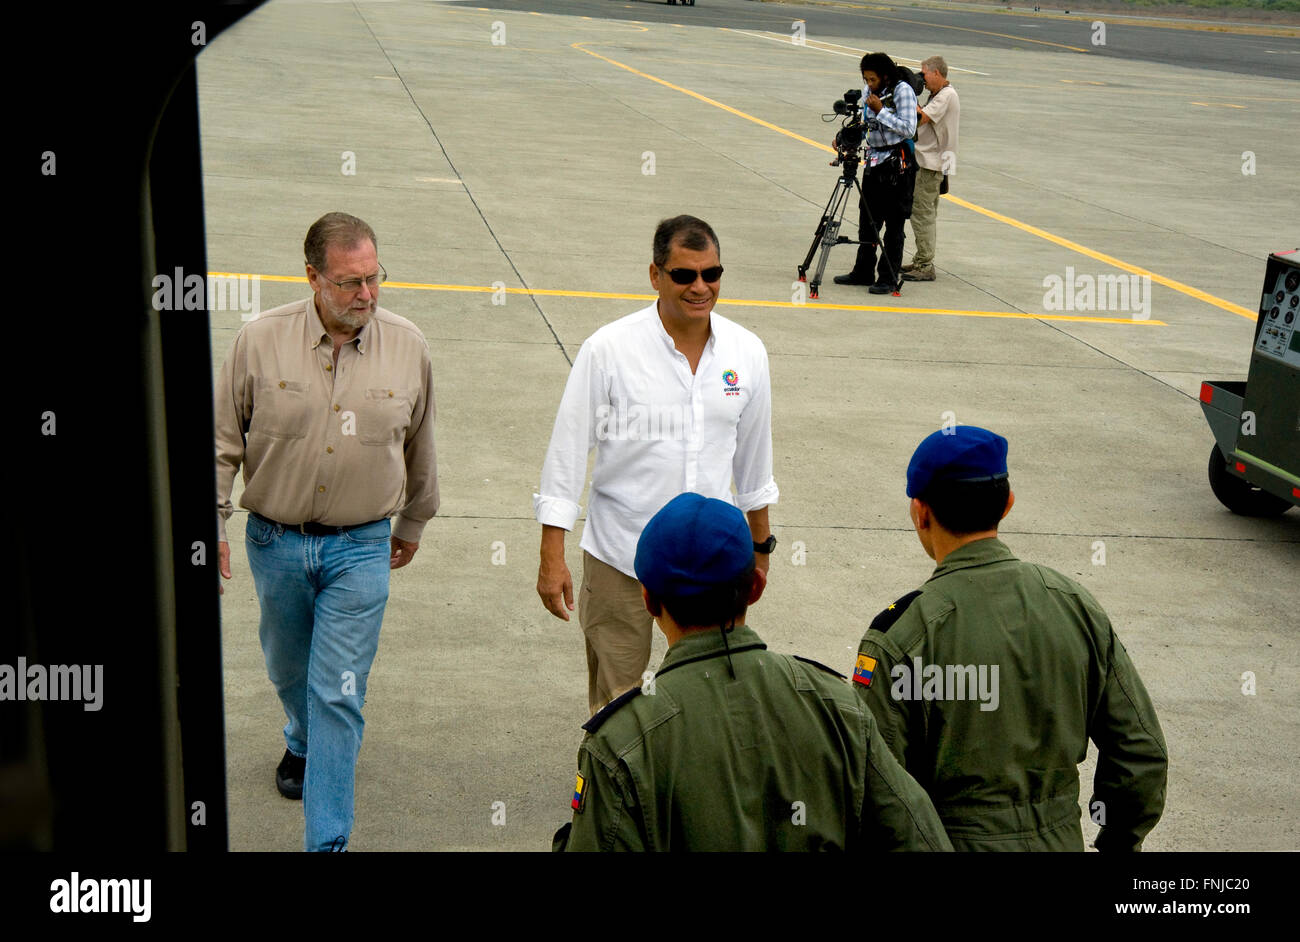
[868,590,922,635]
[582,686,643,734]
[792,655,847,681]
[852,653,879,687]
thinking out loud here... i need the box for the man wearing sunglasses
[535,215,779,716]
[214,212,439,851]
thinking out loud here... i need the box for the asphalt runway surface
[465,0,1300,79]
[200,0,1299,851]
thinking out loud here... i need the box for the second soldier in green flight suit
[853,426,1168,852]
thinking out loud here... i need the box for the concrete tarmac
[199,0,1300,851]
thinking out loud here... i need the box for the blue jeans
[245,514,391,852]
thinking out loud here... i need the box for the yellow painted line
[207,273,1164,325]
[1191,101,1246,109]
[572,42,835,153]
[572,46,1257,323]
[941,195,1255,320]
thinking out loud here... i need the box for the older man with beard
[215,212,439,851]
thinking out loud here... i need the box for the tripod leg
[799,176,845,281]
[810,179,853,299]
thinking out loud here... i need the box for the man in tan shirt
[214,212,438,852]
[904,56,960,283]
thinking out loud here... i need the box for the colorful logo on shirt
[572,772,587,812]
[853,654,877,687]
[722,369,741,397]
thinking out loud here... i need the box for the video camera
[828,89,865,170]
[832,88,861,117]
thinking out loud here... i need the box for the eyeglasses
[661,265,723,285]
[319,263,387,293]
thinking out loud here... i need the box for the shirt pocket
[358,386,412,446]
[252,378,312,440]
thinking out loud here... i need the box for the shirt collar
[307,297,329,350]
[656,623,766,678]
[306,295,371,354]
[927,537,1016,582]
[649,301,717,355]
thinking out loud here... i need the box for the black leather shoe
[868,282,894,294]
[833,272,875,286]
[276,749,305,800]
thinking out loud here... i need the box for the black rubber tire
[1207,445,1292,517]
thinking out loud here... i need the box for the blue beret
[906,426,1009,498]
[634,493,753,598]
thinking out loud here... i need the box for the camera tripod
[797,154,900,300]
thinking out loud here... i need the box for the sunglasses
[661,265,724,285]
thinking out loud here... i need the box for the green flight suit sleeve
[855,632,917,771]
[1088,631,1168,852]
[859,708,953,851]
[557,738,649,852]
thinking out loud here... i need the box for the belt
[251,512,383,536]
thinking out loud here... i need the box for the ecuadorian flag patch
[853,654,877,687]
[572,773,587,812]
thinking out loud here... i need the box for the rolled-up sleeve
[534,341,602,530]
[393,343,439,544]
[732,342,778,512]
[214,332,250,544]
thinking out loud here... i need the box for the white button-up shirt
[534,303,779,577]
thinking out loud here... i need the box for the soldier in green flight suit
[552,492,952,852]
[853,426,1168,851]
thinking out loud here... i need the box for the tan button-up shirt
[916,83,959,173]
[215,297,439,545]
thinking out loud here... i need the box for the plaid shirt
[863,79,918,166]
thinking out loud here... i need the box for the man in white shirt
[905,56,960,283]
[534,216,779,715]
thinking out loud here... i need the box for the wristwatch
[753,535,777,554]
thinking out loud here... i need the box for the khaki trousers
[909,167,944,268]
[579,551,654,716]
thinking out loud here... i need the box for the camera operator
[834,53,918,294]
[905,57,960,283]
